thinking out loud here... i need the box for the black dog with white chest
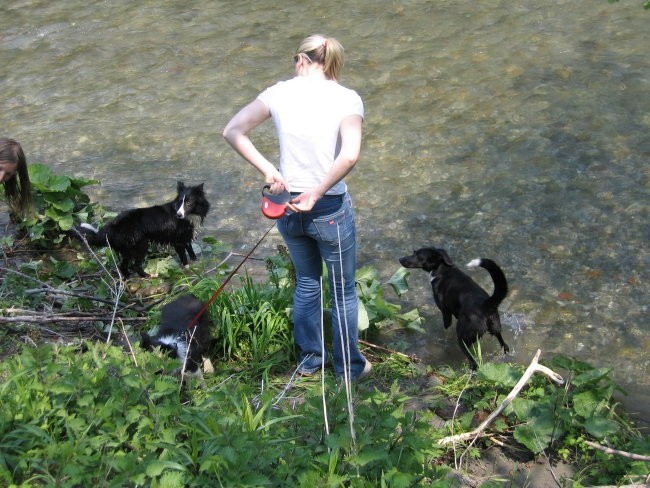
[75,181,210,277]
[140,294,211,378]
[399,247,509,370]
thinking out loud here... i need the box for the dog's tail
[72,222,108,247]
[467,258,508,308]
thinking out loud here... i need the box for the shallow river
[1,1,648,425]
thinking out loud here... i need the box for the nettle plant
[0,341,450,486]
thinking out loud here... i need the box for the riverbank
[1,235,648,486]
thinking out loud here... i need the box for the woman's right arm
[223,99,286,189]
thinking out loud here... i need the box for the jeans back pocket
[313,204,354,245]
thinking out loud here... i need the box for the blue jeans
[276,193,367,380]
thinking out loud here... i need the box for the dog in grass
[75,181,210,277]
[140,294,211,381]
[399,247,509,369]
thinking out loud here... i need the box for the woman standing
[0,138,32,219]
[223,34,371,382]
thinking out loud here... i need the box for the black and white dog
[399,247,509,370]
[140,294,211,379]
[75,181,210,277]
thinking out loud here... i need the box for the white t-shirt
[257,76,364,195]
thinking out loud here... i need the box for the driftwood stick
[584,440,650,462]
[438,349,564,446]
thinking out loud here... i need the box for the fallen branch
[584,440,650,462]
[3,307,136,317]
[24,286,119,306]
[1,267,121,306]
[359,339,419,361]
[438,349,564,446]
[0,315,146,323]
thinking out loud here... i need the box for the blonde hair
[295,34,344,81]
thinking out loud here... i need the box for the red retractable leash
[261,184,291,219]
[186,222,276,330]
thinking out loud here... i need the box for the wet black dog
[399,247,509,369]
[140,294,211,378]
[75,181,210,277]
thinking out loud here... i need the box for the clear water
[1,1,648,424]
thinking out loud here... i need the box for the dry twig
[584,440,650,462]
[359,339,419,361]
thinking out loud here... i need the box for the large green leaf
[584,416,620,439]
[70,175,100,189]
[43,194,74,212]
[573,390,603,418]
[144,256,176,277]
[513,404,561,453]
[355,265,379,283]
[44,208,74,230]
[571,367,612,387]
[388,267,411,296]
[44,174,71,193]
[348,447,389,467]
[507,396,537,420]
[397,308,424,333]
[145,460,186,477]
[358,298,370,331]
[477,362,521,387]
[28,164,71,192]
[27,163,54,186]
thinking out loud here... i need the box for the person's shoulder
[331,82,363,106]
[271,77,300,91]
[333,83,363,117]
[331,82,362,100]
[260,78,298,97]
[258,78,295,105]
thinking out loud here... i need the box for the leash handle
[186,223,276,330]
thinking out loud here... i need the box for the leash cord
[186,223,276,330]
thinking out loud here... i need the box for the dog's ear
[195,183,205,193]
[177,181,186,192]
[437,248,454,266]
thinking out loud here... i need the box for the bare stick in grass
[439,349,564,449]
[584,440,650,462]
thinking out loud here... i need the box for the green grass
[0,341,450,486]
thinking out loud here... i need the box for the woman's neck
[298,63,327,80]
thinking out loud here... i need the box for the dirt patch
[449,447,575,488]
